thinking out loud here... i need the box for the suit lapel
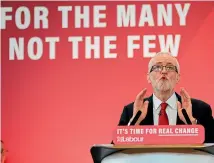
[140,95,154,125]
[141,93,185,125]
[175,92,185,125]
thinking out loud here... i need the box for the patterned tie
[159,102,169,125]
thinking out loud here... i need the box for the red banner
[1,1,214,163]
[113,125,205,145]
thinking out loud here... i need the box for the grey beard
[156,81,171,92]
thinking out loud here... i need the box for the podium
[90,144,214,163]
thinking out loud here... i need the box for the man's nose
[161,66,167,73]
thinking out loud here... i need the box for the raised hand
[129,88,149,125]
[177,88,196,124]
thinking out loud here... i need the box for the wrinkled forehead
[151,54,177,66]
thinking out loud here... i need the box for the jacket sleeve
[118,106,131,126]
[202,105,214,143]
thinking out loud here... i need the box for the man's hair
[148,51,180,73]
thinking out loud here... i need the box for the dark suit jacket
[118,93,214,143]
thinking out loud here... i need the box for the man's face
[147,54,180,92]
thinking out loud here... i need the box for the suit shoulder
[124,102,134,110]
[191,98,211,112]
[191,98,210,107]
[124,97,150,109]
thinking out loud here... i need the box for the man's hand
[129,88,149,125]
[177,88,196,124]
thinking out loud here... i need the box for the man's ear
[176,73,180,83]
[147,73,151,84]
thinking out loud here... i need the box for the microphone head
[129,110,142,125]
[182,109,192,124]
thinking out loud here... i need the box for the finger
[134,88,147,113]
[180,88,185,103]
[135,88,147,101]
[181,88,190,98]
[180,88,188,104]
[135,101,149,125]
[181,88,191,104]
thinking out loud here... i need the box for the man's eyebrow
[154,62,174,65]
[154,62,163,65]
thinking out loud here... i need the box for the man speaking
[118,52,214,143]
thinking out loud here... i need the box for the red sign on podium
[113,125,204,145]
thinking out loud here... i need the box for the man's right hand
[129,88,149,125]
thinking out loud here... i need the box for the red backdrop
[1,1,214,163]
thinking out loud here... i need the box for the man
[118,52,214,143]
[1,141,7,163]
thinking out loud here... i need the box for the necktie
[159,102,169,125]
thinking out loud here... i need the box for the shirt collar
[153,92,177,110]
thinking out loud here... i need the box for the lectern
[91,125,214,163]
[90,144,214,163]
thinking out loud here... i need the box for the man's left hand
[177,88,197,124]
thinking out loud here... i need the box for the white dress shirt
[153,93,178,125]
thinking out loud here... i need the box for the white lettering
[117,5,136,27]
[58,6,72,28]
[1,7,12,29]
[94,5,106,27]
[34,7,49,29]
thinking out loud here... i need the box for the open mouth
[161,76,167,80]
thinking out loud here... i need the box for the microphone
[128,110,142,125]
[182,109,192,124]
[158,111,162,116]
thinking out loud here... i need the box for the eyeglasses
[150,65,178,73]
